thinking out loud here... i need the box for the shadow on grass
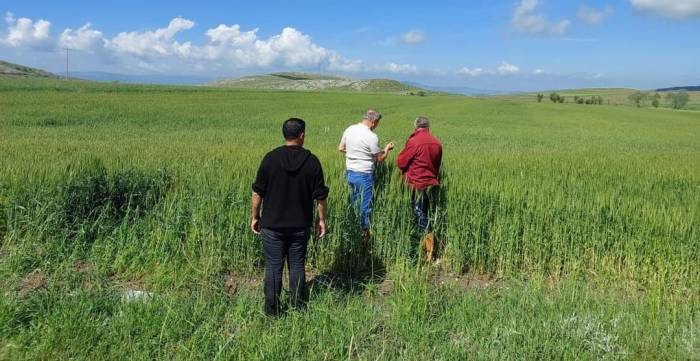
[307,186,387,297]
[307,251,386,297]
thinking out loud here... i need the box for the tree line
[628,91,689,109]
[536,91,691,109]
[537,93,604,105]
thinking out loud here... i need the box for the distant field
[1,77,698,359]
[493,87,700,110]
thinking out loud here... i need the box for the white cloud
[512,0,571,35]
[191,25,361,70]
[578,5,615,24]
[497,61,520,75]
[59,23,106,52]
[534,68,545,74]
[326,54,363,72]
[108,17,195,57]
[381,62,418,74]
[0,12,416,76]
[1,12,53,48]
[457,67,485,77]
[401,29,426,44]
[629,0,700,18]
[456,61,521,76]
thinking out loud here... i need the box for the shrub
[666,91,690,110]
[60,159,173,230]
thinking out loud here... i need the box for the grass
[0,77,699,359]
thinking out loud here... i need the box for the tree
[666,91,690,110]
[628,91,649,107]
[558,96,565,103]
[549,92,561,103]
[537,93,544,102]
[652,93,661,108]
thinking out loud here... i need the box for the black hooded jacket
[252,145,329,229]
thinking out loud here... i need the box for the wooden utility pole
[65,48,70,80]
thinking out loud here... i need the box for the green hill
[0,60,59,78]
[209,72,428,94]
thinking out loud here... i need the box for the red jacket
[396,128,442,190]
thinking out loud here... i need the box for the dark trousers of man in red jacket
[396,117,443,261]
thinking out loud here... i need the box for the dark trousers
[261,227,310,316]
[412,188,433,232]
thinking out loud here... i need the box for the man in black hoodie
[251,118,329,316]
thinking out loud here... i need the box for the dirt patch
[111,275,147,292]
[378,278,394,296]
[74,260,93,273]
[222,272,261,296]
[18,269,47,297]
[429,269,500,292]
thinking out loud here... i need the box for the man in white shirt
[338,109,394,239]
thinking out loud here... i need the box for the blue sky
[1,0,699,91]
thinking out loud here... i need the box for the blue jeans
[346,170,373,230]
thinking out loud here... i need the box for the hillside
[209,72,428,94]
[657,85,700,92]
[0,60,59,78]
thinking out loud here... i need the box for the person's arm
[311,158,330,237]
[315,199,327,237]
[251,191,262,234]
[338,131,347,153]
[374,142,395,163]
[396,141,416,173]
[251,158,267,235]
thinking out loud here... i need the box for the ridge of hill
[0,60,59,78]
[209,72,429,94]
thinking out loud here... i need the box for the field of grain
[1,77,698,359]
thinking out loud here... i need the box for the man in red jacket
[396,116,443,261]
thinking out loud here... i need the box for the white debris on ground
[121,289,154,302]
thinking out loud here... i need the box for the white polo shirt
[340,123,382,173]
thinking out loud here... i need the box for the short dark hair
[283,118,306,140]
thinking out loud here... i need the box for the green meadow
[1,77,699,360]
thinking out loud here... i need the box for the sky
[1,0,699,91]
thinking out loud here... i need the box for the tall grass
[0,79,698,284]
[1,78,699,359]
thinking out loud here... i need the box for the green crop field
[1,77,699,360]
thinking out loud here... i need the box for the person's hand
[251,217,261,235]
[385,142,395,151]
[315,218,327,238]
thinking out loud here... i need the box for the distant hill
[209,72,428,94]
[404,81,508,95]
[72,72,215,85]
[0,60,59,78]
[656,85,700,92]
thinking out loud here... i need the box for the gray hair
[364,109,382,122]
[415,116,430,129]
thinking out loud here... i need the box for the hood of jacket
[277,145,311,173]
